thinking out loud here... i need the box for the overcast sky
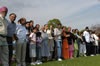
[0,0,100,30]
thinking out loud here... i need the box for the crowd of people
[0,6,100,66]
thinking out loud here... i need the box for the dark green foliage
[48,18,62,28]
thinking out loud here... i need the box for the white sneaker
[37,62,40,65]
[84,55,87,57]
[39,62,42,64]
[91,54,94,56]
[36,62,42,65]
[58,58,62,61]
[31,62,36,65]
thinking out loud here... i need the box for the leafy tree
[48,18,62,28]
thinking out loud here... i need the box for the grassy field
[35,55,100,66]
[1,55,100,66]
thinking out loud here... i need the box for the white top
[47,30,53,39]
[83,31,90,43]
[54,28,62,41]
[90,34,95,42]
[29,33,36,44]
[93,34,99,46]
[0,14,8,36]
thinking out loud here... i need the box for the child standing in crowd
[35,24,40,32]
[36,32,42,65]
[29,27,37,65]
[29,20,34,32]
[79,33,86,57]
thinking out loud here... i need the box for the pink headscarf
[0,6,8,13]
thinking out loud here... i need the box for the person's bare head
[50,25,53,30]
[62,26,66,32]
[9,13,16,22]
[41,26,45,31]
[85,27,89,31]
[20,18,26,25]
[30,20,34,27]
[57,24,61,29]
[35,24,40,29]
[68,27,71,32]
[44,24,48,30]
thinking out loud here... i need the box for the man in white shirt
[83,27,91,56]
[54,24,62,61]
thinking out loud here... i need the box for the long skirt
[49,39,54,52]
[49,39,54,60]
[74,40,78,57]
[41,39,50,57]
[62,39,69,59]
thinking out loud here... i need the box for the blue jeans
[56,40,62,59]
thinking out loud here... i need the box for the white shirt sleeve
[83,31,85,36]
[47,30,50,34]
[29,33,33,38]
[94,34,99,41]
[54,28,57,36]
[30,33,36,41]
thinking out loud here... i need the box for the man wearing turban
[0,6,9,66]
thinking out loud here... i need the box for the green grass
[1,55,100,66]
[35,55,100,66]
